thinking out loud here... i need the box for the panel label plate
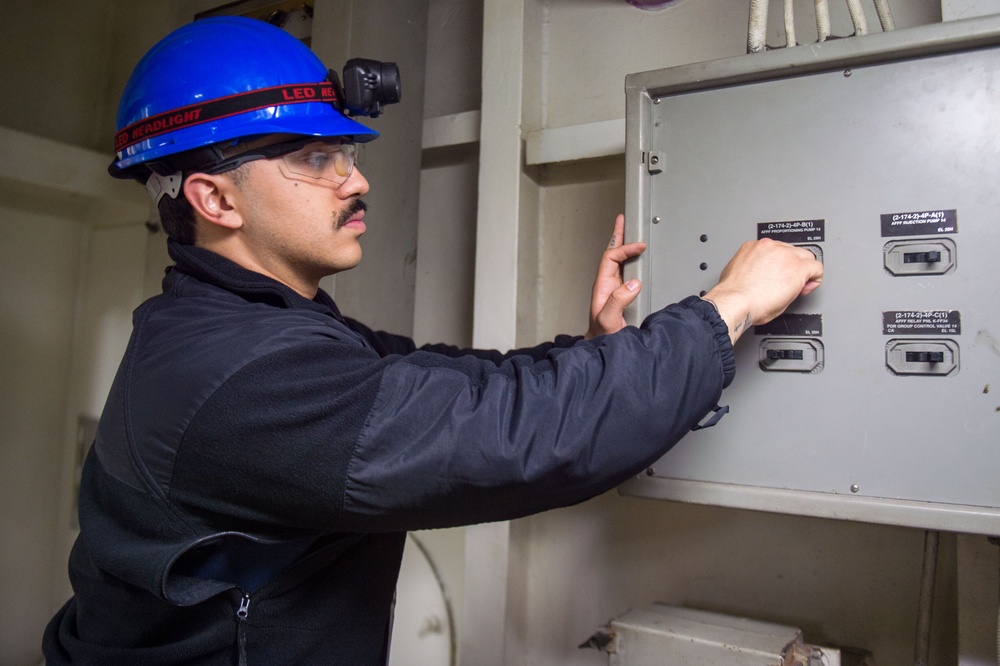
[754,313,823,336]
[757,219,825,244]
[880,209,957,237]
[882,310,961,335]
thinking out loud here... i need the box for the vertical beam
[461,522,513,665]
[473,0,523,351]
[462,1,525,664]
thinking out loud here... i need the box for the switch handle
[903,251,942,264]
[905,351,944,363]
[767,349,805,360]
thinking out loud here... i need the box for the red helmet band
[114,81,339,153]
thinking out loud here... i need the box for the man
[43,16,822,666]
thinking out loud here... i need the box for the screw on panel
[844,69,853,77]
[647,151,663,175]
[646,467,656,476]
[652,216,661,224]
[653,98,661,104]
[851,484,859,493]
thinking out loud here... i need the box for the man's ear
[184,172,243,230]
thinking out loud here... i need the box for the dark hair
[156,190,197,245]
[152,164,249,245]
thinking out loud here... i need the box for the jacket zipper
[228,535,366,664]
[237,592,250,666]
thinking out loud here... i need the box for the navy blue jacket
[44,241,734,665]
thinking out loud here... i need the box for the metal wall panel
[621,17,1000,534]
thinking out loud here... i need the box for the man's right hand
[701,239,824,345]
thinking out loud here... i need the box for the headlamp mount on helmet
[333,59,401,119]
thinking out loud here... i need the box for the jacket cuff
[680,295,737,388]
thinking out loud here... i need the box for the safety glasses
[278,141,359,186]
[204,137,360,187]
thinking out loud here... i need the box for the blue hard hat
[111,16,378,175]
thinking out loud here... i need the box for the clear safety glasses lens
[279,142,358,186]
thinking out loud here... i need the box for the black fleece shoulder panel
[169,339,388,533]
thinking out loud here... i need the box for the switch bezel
[885,338,959,376]
[883,238,957,276]
[758,338,824,373]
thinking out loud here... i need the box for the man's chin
[332,248,363,273]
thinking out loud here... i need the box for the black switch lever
[905,351,944,363]
[767,349,804,360]
[903,251,942,264]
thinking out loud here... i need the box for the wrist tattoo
[733,313,751,334]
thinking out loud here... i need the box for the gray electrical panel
[621,17,1000,535]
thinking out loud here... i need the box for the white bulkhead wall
[1,1,997,665]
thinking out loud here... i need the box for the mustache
[335,199,367,228]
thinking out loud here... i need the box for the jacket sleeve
[170,296,733,533]
[342,315,582,365]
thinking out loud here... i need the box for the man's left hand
[586,214,646,340]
